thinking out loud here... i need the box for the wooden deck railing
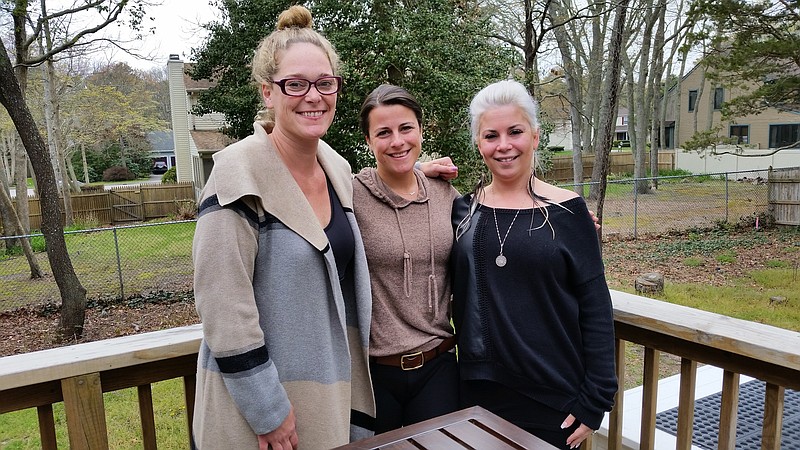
[608,290,800,450]
[1,290,798,449]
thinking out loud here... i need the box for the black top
[450,195,618,430]
[325,178,355,281]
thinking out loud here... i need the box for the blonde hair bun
[276,5,313,30]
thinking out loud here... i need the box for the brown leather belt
[371,336,457,370]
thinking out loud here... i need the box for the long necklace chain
[492,207,520,268]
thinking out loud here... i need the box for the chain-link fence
[0,221,195,312]
[0,170,773,312]
[561,170,770,239]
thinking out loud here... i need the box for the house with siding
[663,64,800,151]
[167,54,235,197]
[146,131,175,171]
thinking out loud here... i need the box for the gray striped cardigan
[192,122,375,449]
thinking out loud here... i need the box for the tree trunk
[43,57,74,226]
[0,178,43,278]
[12,6,31,236]
[590,0,629,247]
[81,144,90,184]
[649,3,667,189]
[633,0,657,195]
[0,136,18,247]
[0,43,87,338]
[550,0,587,194]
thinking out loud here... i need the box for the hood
[354,167,428,209]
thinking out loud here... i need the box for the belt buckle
[400,351,424,370]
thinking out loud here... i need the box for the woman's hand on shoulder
[258,407,298,450]
[589,210,600,231]
[420,157,458,181]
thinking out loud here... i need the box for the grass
[1,224,798,446]
[0,221,196,311]
[605,227,800,388]
[0,379,188,449]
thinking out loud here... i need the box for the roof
[190,130,236,151]
[182,63,217,91]
[146,131,175,151]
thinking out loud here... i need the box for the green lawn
[0,224,797,448]
[0,221,196,311]
[0,379,189,449]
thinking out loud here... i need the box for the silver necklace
[492,207,520,267]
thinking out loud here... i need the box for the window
[768,124,800,149]
[714,87,724,110]
[688,90,698,112]
[729,125,749,144]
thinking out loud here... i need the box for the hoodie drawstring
[426,201,438,315]
[395,200,438,313]
[395,209,413,298]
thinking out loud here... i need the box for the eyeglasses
[272,76,343,97]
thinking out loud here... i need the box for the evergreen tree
[688,0,800,116]
[191,0,518,190]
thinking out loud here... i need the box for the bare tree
[0,43,85,335]
[591,0,629,244]
[5,0,151,338]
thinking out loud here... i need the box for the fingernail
[450,165,458,171]
[560,421,568,429]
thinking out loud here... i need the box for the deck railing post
[675,358,698,450]
[761,383,785,450]
[61,372,109,449]
[718,371,741,450]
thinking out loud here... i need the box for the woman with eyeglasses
[191,6,374,449]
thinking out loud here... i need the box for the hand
[258,407,298,450]
[588,210,600,231]
[420,157,458,181]
[561,414,594,449]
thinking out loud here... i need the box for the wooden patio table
[335,406,558,449]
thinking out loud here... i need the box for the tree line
[1,0,797,338]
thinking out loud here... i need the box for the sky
[103,1,219,71]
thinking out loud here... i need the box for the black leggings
[370,351,459,433]
[460,379,580,450]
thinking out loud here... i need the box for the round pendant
[495,255,507,267]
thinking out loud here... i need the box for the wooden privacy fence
[769,166,800,226]
[11,182,195,230]
[546,151,675,182]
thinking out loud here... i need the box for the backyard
[1,225,798,358]
[0,223,798,449]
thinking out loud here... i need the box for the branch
[20,0,132,67]
[712,141,800,157]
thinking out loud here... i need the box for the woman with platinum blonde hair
[451,79,617,450]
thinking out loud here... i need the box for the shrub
[175,200,197,220]
[161,167,177,183]
[102,166,136,182]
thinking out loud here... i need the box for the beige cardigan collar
[210,122,354,252]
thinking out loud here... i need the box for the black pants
[370,351,459,433]
[460,379,580,450]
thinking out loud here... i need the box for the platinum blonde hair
[456,79,571,242]
[468,79,539,145]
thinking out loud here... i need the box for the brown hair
[359,84,423,137]
[252,5,340,125]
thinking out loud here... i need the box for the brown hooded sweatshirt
[353,168,459,357]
